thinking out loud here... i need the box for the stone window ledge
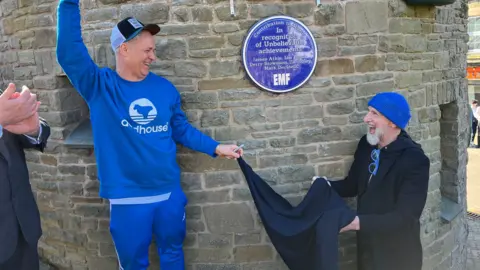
[64,119,93,148]
[440,197,463,223]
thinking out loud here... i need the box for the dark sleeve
[17,118,50,152]
[358,150,430,233]
[328,137,366,198]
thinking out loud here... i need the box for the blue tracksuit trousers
[109,186,187,270]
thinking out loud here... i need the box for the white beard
[366,126,383,146]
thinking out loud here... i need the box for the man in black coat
[325,92,430,270]
[0,83,51,270]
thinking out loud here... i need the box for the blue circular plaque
[242,15,317,93]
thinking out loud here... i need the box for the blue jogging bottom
[109,186,187,270]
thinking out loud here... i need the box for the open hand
[215,144,243,159]
[4,111,40,135]
[0,84,39,126]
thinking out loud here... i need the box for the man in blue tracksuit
[56,1,243,269]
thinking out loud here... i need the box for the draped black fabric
[236,157,356,270]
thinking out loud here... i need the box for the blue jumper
[56,0,219,200]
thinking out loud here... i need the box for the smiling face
[118,30,156,80]
[363,106,395,146]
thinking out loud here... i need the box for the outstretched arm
[56,0,102,103]
[170,92,219,157]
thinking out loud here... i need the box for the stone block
[315,59,354,77]
[73,204,109,218]
[317,161,345,179]
[25,14,54,29]
[326,101,355,115]
[204,171,243,188]
[209,60,240,78]
[418,107,441,123]
[316,38,338,57]
[233,245,273,262]
[355,55,386,73]
[405,36,427,53]
[186,189,230,204]
[181,173,203,191]
[324,116,348,126]
[242,262,289,270]
[173,8,189,22]
[356,80,395,97]
[160,24,210,36]
[213,23,239,34]
[389,18,422,34]
[234,232,261,245]
[214,127,250,141]
[285,3,314,18]
[201,110,230,127]
[339,45,377,56]
[250,4,284,18]
[203,203,255,233]
[408,90,426,108]
[345,1,388,34]
[181,92,218,109]
[232,107,266,125]
[258,155,308,168]
[198,233,232,249]
[186,206,202,220]
[395,72,422,88]
[192,7,213,22]
[227,33,244,46]
[220,48,240,57]
[173,0,201,5]
[218,89,260,101]
[265,105,323,122]
[379,34,406,53]
[215,4,248,21]
[120,3,169,24]
[195,264,240,270]
[84,8,117,22]
[269,137,296,148]
[33,29,56,49]
[297,126,342,145]
[156,39,187,60]
[175,61,207,78]
[189,36,225,50]
[314,3,344,26]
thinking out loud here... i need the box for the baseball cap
[110,17,160,51]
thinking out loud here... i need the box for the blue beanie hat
[367,92,411,129]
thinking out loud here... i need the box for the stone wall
[0,0,471,269]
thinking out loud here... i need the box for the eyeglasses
[368,149,380,176]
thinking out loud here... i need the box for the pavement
[467,214,480,270]
[467,145,480,214]
[467,143,480,270]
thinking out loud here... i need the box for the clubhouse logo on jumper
[121,98,168,135]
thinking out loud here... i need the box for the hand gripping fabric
[236,157,356,270]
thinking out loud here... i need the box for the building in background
[468,0,480,101]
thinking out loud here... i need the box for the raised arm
[56,0,102,102]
